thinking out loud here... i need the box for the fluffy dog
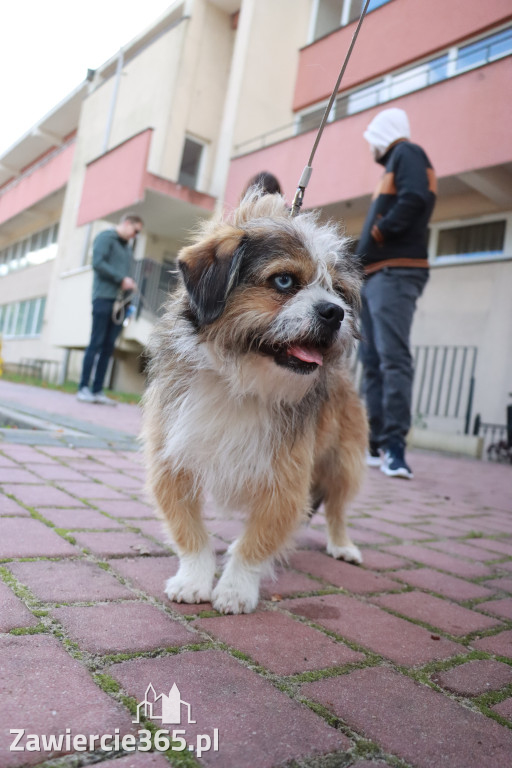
[142,192,367,614]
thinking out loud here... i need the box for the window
[310,0,393,42]
[455,27,512,73]
[437,221,506,260]
[178,137,205,190]
[0,297,46,338]
[429,217,512,266]
[0,223,59,277]
[347,80,385,114]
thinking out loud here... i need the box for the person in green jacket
[77,213,143,404]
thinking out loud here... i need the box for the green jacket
[92,229,133,301]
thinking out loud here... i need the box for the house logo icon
[133,683,196,725]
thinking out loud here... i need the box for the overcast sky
[0,0,174,156]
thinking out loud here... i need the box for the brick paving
[0,381,511,768]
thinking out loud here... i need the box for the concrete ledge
[409,428,484,459]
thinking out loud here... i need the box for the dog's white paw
[212,581,259,614]
[211,553,261,614]
[164,547,215,604]
[165,574,212,604]
[326,542,363,564]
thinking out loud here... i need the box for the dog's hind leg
[149,463,216,604]
[315,384,367,565]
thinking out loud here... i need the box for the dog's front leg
[212,462,310,614]
[150,466,216,604]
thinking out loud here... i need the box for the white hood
[363,108,411,158]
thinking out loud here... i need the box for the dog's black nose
[315,302,344,330]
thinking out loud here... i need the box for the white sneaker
[366,449,382,468]
[77,387,95,403]
[92,390,117,406]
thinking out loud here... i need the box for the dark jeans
[359,267,429,450]
[79,298,122,394]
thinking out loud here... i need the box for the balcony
[225,58,512,211]
[294,0,511,111]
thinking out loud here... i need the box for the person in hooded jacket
[356,108,436,479]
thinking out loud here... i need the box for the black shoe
[381,444,413,479]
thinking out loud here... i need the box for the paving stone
[72,531,167,557]
[464,538,512,557]
[8,560,135,603]
[282,594,463,666]
[352,518,432,541]
[1,483,87,508]
[349,762,389,768]
[412,521,468,538]
[0,494,31,516]
[260,567,322,599]
[372,592,501,636]
[0,518,77,558]
[38,506,124,529]
[0,580,37,631]
[432,660,512,696]
[492,697,512,721]
[497,561,512,574]
[30,464,88,481]
[95,755,171,768]
[109,650,348,767]
[477,598,512,620]
[0,467,40,484]
[383,544,494,578]
[0,445,56,463]
[130,518,167,541]
[196,611,364,675]
[295,525,330,550]
[52,602,196,654]
[289,550,401,593]
[390,567,495,601]
[94,498,155,518]
[55,481,132,501]
[84,470,143,489]
[302,666,512,768]
[484,577,512,594]
[107,556,179,601]
[428,540,506,562]
[0,634,133,767]
[472,630,512,657]
[0,454,20,467]
[346,526,392,545]
[206,518,245,540]
[356,549,410,570]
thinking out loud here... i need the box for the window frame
[177,135,207,192]
[428,213,512,268]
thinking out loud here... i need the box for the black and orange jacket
[357,140,437,275]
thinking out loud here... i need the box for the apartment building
[0,0,510,440]
[225,0,512,435]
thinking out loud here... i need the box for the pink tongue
[287,346,323,366]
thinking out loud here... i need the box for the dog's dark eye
[272,274,295,292]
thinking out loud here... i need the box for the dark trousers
[359,267,429,450]
[79,298,122,394]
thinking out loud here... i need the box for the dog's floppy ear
[178,225,245,325]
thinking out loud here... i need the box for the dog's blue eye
[273,274,295,292]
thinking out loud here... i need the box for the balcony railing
[131,257,179,319]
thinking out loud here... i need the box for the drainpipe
[210,0,255,212]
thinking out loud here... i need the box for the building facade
[0,0,510,439]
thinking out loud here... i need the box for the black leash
[290,0,372,217]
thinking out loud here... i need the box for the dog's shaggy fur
[142,192,367,613]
